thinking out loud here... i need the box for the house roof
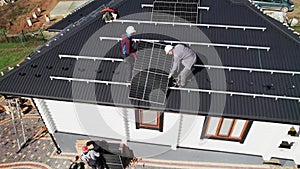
[1,0,300,124]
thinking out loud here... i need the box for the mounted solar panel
[129,42,173,104]
[155,0,200,4]
[152,1,199,23]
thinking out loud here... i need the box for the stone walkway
[0,114,73,169]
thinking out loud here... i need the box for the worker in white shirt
[165,44,197,87]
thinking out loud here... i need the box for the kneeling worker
[165,44,197,87]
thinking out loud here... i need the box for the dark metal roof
[1,0,300,125]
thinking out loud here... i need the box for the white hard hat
[164,45,173,54]
[126,26,136,34]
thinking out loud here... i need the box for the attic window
[135,109,164,132]
[201,117,252,143]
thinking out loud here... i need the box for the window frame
[201,117,252,143]
[135,109,164,132]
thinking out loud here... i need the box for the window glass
[141,110,158,125]
[202,117,252,143]
[231,120,246,138]
[135,109,164,132]
[207,117,220,135]
[219,118,234,136]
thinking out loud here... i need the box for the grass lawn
[0,40,43,72]
[294,26,300,33]
[287,0,300,32]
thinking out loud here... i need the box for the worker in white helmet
[120,26,137,82]
[165,44,197,87]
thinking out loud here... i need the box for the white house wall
[178,114,300,164]
[41,99,127,141]
[36,99,300,164]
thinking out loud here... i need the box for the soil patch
[0,0,59,34]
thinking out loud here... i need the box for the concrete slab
[127,141,265,165]
[50,1,87,18]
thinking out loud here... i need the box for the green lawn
[287,0,300,32]
[0,40,43,72]
[293,26,300,33]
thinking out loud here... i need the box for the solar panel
[129,42,173,104]
[155,0,200,4]
[152,1,199,23]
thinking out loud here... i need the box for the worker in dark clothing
[165,44,197,87]
[81,146,103,169]
[100,7,119,23]
[120,26,137,82]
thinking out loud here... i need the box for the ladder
[8,98,27,152]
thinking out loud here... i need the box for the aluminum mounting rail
[198,6,210,10]
[194,64,300,76]
[50,76,300,102]
[99,36,271,51]
[50,76,131,86]
[59,55,299,76]
[59,54,123,62]
[169,87,300,102]
[112,19,266,31]
[141,4,153,8]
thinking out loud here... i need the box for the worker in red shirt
[120,26,137,82]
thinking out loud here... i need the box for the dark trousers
[88,159,103,169]
[122,54,135,82]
